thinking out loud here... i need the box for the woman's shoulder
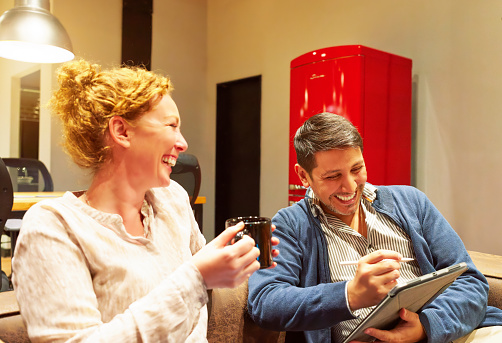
[19,192,87,238]
[149,181,189,201]
[148,181,191,213]
[23,191,81,217]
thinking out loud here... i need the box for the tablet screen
[342,262,468,343]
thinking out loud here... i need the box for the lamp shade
[0,0,74,63]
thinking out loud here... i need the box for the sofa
[1,250,501,343]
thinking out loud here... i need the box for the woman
[12,59,278,342]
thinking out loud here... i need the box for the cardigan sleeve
[387,186,489,343]
[247,207,354,331]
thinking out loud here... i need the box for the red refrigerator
[289,45,412,205]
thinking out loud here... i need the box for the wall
[48,0,123,191]
[53,0,208,223]
[0,0,38,158]
[206,0,502,255]
[0,0,208,224]
[0,0,123,190]
[0,60,37,157]
[1,1,501,254]
[151,0,208,208]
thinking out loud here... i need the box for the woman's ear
[108,116,131,148]
[295,163,311,188]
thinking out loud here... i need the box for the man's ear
[108,116,131,148]
[295,163,311,188]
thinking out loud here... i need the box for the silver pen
[339,257,415,266]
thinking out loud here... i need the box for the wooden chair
[468,250,502,309]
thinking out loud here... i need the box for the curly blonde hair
[50,59,172,172]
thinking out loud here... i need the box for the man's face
[295,147,367,223]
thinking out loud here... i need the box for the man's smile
[334,193,357,202]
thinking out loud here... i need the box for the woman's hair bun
[57,59,101,94]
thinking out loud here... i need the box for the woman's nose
[175,132,188,152]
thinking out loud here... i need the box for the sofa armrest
[3,281,283,343]
[5,250,498,343]
[207,281,285,343]
[0,291,30,343]
[468,250,502,309]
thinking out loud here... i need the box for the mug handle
[234,228,249,242]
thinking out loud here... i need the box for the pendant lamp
[0,0,74,63]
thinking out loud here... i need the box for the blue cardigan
[248,185,502,343]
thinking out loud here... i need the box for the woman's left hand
[268,224,280,269]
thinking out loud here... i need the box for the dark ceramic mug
[225,216,273,269]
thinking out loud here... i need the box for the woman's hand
[192,222,260,289]
[268,224,280,268]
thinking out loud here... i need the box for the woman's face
[127,95,188,189]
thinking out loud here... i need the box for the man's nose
[340,174,357,192]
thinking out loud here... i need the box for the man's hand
[350,308,427,343]
[346,250,403,310]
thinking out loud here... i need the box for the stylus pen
[339,257,415,266]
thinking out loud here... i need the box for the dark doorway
[122,0,153,70]
[215,76,262,236]
[19,70,40,159]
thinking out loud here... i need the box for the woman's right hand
[192,222,260,289]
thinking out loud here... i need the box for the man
[247,113,502,342]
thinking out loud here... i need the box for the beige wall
[52,0,208,197]
[1,0,501,254]
[0,0,124,190]
[48,0,123,191]
[206,0,502,255]
[0,0,208,226]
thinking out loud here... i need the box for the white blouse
[12,182,208,343]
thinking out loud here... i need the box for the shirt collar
[65,190,154,244]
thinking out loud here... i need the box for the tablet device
[342,262,468,343]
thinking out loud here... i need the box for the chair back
[0,158,14,277]
[170,153,201,208]
[0,158,13,233]
[3,158,54,192]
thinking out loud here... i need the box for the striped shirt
[307,183,422,342]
